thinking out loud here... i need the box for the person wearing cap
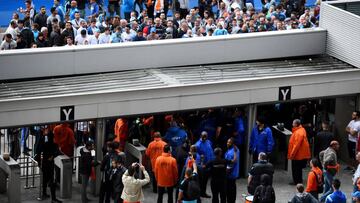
[319,140,340,202]
[147,27,160,40]
[0,33,17,50]
[249,115,274,164]
[79,141,97,203]
[194,131,214,198]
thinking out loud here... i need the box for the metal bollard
[37,152,43,201]
[24,156,29,189]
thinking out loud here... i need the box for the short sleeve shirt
[347,120,360,142]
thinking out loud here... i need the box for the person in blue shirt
[69,0,79,20]
[249,116,274,164]
[164,121,187,157]
[325,179,346,203]
[54,0,66,22]
[225,138,240,203]
[89,0,99,19]
[195,131,214,198]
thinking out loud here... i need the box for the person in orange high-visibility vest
[288,119,311,185]
[114,118,128,150]
[154,144,178,203]
[146,131,167,193]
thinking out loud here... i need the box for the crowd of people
[1,0,321,50]
[10,106,356,203]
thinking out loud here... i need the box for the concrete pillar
[244,104,257,176]
[95,118,105,196]
[0,156,21,203]
[334,96,357,162]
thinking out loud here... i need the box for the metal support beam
[95,118,105,196]
[244,104,257,176]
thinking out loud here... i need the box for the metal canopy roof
[0,56,355,102]
[1,55,360,128]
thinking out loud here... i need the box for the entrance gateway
[0,56,360,199]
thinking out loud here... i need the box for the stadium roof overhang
[0,56,359,128]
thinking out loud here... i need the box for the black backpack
[254,185,275,203]
[186,178,201,200]
[312,171,324,193]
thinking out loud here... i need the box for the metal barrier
[0,154,21,203]
[54,155,72,199]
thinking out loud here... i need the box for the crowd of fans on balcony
[1,0,321,50]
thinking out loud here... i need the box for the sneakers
[52,198,62,203]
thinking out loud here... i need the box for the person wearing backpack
[306,158,323,200]
[253,174,275,203]
[178,158,200,203]
[290,184,319,203]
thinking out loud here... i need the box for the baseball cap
[150,27,156,33]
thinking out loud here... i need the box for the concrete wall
[320,1,360,68]
[0,29,326,80]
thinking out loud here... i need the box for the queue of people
[1,0,320,50]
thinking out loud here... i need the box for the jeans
[320,170,334,202]
[21,127,29,151]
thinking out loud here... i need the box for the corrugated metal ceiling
[0,56,356,101]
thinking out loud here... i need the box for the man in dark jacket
[207,148,227,203]
[79,141,96,203]
[61,21,75,45]
[314,121,334,159]
[247,152,274,195]
[34,6,48,29]
[20,24,35,48]
[50,24,63,46]
[110,157,127,203]
[35,127,62,203]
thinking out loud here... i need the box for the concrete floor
[0,165,356,203]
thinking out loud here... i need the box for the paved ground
[0,165,356,203]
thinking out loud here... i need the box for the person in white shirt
[5,20,18,40]
[98,27,111,44]
[71,12,85,30]
[75,29,88,45]
[88,29,100,45]
[76,20,88,36]
[121,26,135,42]
[64,36,74,47]
[346,111,360,170]
[1,34,17,50]
[353,152,360,187]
